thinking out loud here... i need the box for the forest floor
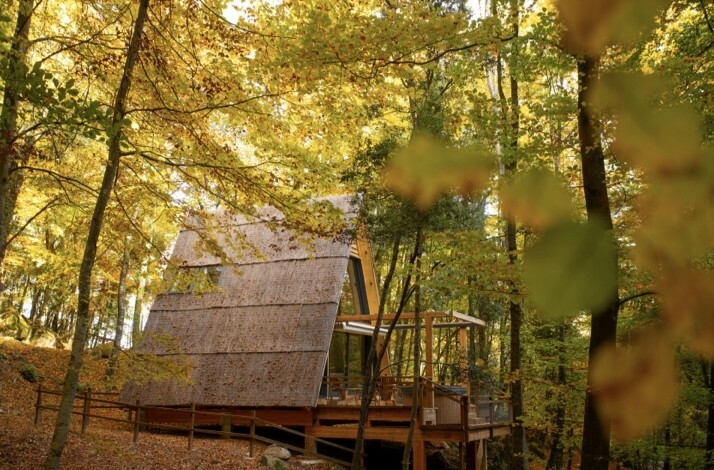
[0,338,329,469]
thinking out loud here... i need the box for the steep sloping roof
[121,195,356,407]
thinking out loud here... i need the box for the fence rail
[34,385,352,468]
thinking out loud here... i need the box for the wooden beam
[355,232,393,376]
[336,311,486,327]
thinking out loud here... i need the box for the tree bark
[0,0,33,278]
[402,227,424,470]
[546,324,568,470]
[706,363,714,469]
[44,0,149,467]
[131,259,147,347]
[578,55,620,470]
[106,241,130,378]
[351,235,401,470]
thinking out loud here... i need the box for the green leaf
[523,220,617,320]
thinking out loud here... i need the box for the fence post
[188,403,195,450]
[34,385,42,425]
[81,388,91,435]
[133,400,141,443]
[249,410,256,458]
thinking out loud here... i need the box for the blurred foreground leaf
[523,220,617,320]
[385,135,494,208]
[557,0,671,56]
[501,169,574,230]
[591,327,679,441]
[660,270,714,361]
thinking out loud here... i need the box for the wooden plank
[316,405,412,422]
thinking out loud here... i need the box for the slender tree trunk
[351,235,401,470]
[706,363,714,469]
[131,260,147,347]
[578,55,620,470]
[546,324,568,470]
[0,0,33,278]
[44,1,149,467]
[106,242,130,378]
[402,227,424,470]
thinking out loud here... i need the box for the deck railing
[319,375,512,429]
[34,385,353,468]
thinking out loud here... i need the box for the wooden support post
[413,440,427,470]
[249,410,256,458]
[81,389,91,435]
[459,442,464,470]
[458,326,469,397]
[220,414,231,439]
[133,400,141,443]
[34,385,42,425]
[188,403,195,450]
[304,434,316,458]
[477,439,488,470]
[461,395,469,442]
[425,313,434,409]
[467,440,477,470]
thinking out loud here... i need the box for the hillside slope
[0,338,326,469]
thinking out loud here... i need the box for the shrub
[20,363,41,383]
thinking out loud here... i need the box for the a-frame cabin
[120,196,510,469]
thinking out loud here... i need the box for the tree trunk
[131,260,147,347]
[351,235,401,470]
[578,55,620,470]
[706,363,714,469]
[402,227,424,470]
[546,324,568,470]
[44,1,149,467]
[106,241,130,378]
[0,0,33,278]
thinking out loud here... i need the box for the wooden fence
[34,385,353,468]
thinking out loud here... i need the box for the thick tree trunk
[44,1,149,467]
[106,242,130,378]
[578,55,620,470]
[0,0,33,277]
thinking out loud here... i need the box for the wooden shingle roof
[120,196,356,407]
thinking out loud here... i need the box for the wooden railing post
[81,388,91,435]
[489,395,494,425]
[133,400,141,443]
[461,395,469,444]
[249,410,256,458]
[188,402,196,450]
[34,385,42,425]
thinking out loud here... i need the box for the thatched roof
[121,196,356,407]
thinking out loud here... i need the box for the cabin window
[168,265,222,294]
[328,332,372,378]
[338,257,370,316]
